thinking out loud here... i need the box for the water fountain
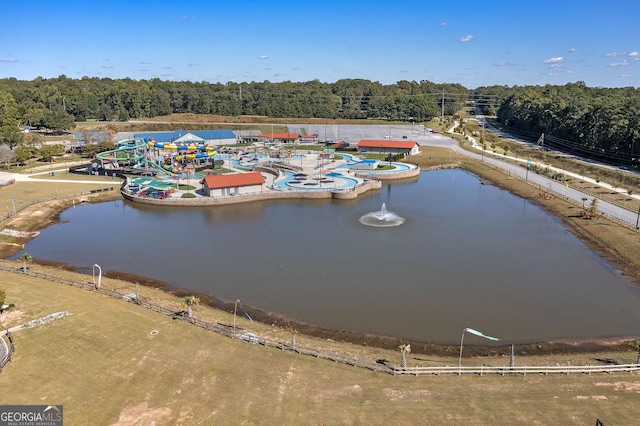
[358,203,405,227]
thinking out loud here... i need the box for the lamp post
[233,299,254,336]
[233,299,239,336]
[458,327,500,372]
[93,264,102,289]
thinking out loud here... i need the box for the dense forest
[1,74,639,169]
[472,82,640,167]
[0,76,467,131]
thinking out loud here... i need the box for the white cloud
[102,64,114,69]
[493,61,517,67]
[609,60,631,67]
[459,35,474,43]
[543,57,564,64]
[440,22,448,27]
[0,58,17,63]
[258,55,268,60]
[604,51,627,57]
[628,51,639,57]
[567,48,575,53]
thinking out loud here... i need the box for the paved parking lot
[286,124,454,148]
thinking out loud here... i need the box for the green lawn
[1,266,639,425]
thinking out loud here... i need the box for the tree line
[5,74,638,169]
[0,75,467,133]
[472,82,640,167]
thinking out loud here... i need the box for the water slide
[175,151,217,161]
[147,141,217,174]
[95,138,147,165]
[94,138,219,176]
[147,141,216,152]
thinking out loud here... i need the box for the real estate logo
[0,405,63,426]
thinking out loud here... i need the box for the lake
[15,169,640,344]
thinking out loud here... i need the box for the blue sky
[1,0,639,88]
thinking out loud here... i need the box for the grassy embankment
[2,138,640,423]
[1,262,640,425]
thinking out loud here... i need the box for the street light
[93,264,102,289]
[233,299,254,335]
[458,327,500,372]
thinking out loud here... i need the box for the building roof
[173,133,205,144]
[203,172,265,189]
[194,129,236,140]
[357,140,418,149]
[135,129,236,143]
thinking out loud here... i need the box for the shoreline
[1,257,636,358]
[3,162,640,356]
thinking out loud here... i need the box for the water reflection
[15,169,640,344]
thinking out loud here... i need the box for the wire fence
[1,263,639,376]
[1,187,117,223]
[0,332,14,372]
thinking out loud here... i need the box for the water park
[81,135,420,205]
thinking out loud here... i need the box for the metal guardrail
[2,263,639,376]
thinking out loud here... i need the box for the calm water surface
[17,170,640,344]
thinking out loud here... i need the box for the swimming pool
[274,170,360,191]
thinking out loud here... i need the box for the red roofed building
[256,133,301,143]
[356,140,420,156]
[201,172,265,197]
[301,133,319,142]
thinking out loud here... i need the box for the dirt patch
[111,402,171,425]
[0,229,39,238]
[0,309,25,327]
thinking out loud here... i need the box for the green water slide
[95,138,147,166]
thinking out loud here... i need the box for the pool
[273,170,359,191]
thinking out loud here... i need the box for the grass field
[2,142,640,424]
[1,264,640,425]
